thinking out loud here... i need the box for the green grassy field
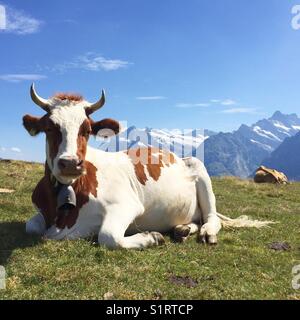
[0,160,299,300]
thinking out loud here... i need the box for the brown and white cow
[24,84,267,249]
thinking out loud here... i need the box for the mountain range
[98,111,300,180]
[204,111,300,178]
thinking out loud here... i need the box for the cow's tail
[216,213,275,229]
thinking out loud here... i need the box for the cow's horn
[30,83,51,112]
[85,90,105,115]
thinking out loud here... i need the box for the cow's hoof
[173,225,191,242]
[207,235,217,245]
[151,232,165,246]
[198,234,218,245]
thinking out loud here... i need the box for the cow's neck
[40,161,98,229]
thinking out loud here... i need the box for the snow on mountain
[237,111,300,151]
[96,126,212,159]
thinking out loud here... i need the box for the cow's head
[23,84,120,184]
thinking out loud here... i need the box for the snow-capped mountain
[236,111,300,152]
[204,111,300,177]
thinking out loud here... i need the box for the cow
[24,84,270,249]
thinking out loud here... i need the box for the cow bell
[56,184,77,211]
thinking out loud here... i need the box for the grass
[0,160,299,300]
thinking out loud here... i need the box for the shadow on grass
[0,221,41,265]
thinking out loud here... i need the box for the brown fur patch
[32,161,98,230]
[32,164,58,228]
[23,115,42,136]
[77,119,91,162]
[126,147,176,185]
[53,93,83,102]
[45,118,63,165]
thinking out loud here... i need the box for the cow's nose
[58,157,83,172]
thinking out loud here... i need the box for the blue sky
[0,0,300,162]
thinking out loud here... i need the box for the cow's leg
[26,212,46,235]
[173,223,199,242]
[98,204,165,249]
[195,161,221,245]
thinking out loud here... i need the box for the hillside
[0,160,299,300]
[263,131,300,181]
[204,132,269,178]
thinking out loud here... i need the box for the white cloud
[176,103,210,108]
[53,53,132,73]
[11,147,21,153]
[0,74,47,82]
[0,4,43,34]
[0,146,21,153]
[222,108,257,114]
[79,54,131,71]
[175,98,237,108]
[136,96,166,100]
[221,99,237,106]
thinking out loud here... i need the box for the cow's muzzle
[58,156,85,177]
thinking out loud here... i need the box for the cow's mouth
[59,167,86,178]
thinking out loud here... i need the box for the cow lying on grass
[24,84,271,249]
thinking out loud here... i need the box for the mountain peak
[271,111,284,119]
[270,110,299,122]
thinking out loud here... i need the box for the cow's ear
[23,115,42,136]
[90,118,120,137]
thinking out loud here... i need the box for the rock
[254,166,288,184]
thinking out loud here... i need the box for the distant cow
[24,84,270,249]
[254,166,288,184]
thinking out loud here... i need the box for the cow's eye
[45,128,52,133]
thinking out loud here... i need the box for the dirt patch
[168,275,198,288]
[268,242,291,251]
